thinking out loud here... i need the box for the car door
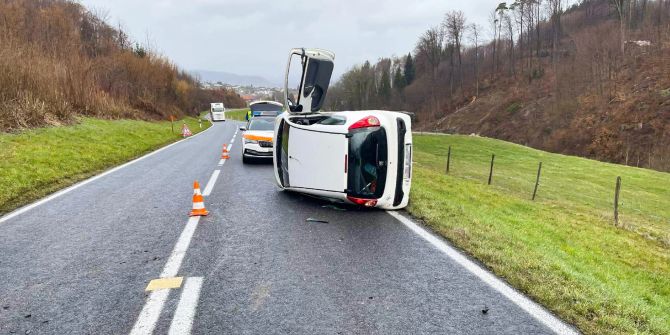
[287,126,347,192]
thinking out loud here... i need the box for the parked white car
[240,116,275,163]
[273,48,412,209]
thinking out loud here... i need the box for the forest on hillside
[0,0,245,131]
[326,0,670,172]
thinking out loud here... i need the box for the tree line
[326,0,670,171]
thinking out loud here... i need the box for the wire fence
[418,139,670,245]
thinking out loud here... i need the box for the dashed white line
[131,128,236,335]
[202,170,220,196]
[168,277,204,335]
[387,211,578,335]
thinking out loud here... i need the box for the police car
[240,116,275,163]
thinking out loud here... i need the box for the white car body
[210,102,226,122]
[241,117,275,163]
[272,48,413,210]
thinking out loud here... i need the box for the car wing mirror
[239,126,246,131]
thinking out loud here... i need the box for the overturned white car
[273,48,412,209]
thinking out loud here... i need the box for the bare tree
[443,10,467,92]
[469,23,483,96]
[611,0,630,55]
[416,26,445,119]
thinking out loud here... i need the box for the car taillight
[348,116,380,130]
[347,196,378,207]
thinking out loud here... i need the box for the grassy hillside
[0,117,209,215]
[0,0,244,131]
[409,134,669,335]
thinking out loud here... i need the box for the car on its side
[273,48,412,210]
[240,116,275,164]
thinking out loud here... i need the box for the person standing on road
[246,109,252,121]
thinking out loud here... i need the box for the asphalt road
[0,121,575,334]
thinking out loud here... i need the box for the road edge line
[0,123,216,224]
[387,210,579,335]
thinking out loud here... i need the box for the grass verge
[0,116,210,215]
[225,108,250,121]
[408,134,669,335]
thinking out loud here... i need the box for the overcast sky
[80,0,498,83]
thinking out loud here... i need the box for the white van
[273,48,412,209]
[210,102,226,122]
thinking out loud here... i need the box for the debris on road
[306,218,329,223]
[482,305,489,314]
[321,204,346,211]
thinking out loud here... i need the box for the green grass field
[225,108,250,121]
[0,116,210,215]
[409,134,669,335]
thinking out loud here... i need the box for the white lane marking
[202,170,220,196]
[129,288,171,335]
[387,211,578,335]
[0,124,216,225]
[130,129,235,335]
[217,159,225,166]
[168,277,204,335]
[161,216,200,278]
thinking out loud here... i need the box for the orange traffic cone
[189,181,209,216]
[221,144,230,159]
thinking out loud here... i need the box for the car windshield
[348,127,388,199]
[248,118,274,131]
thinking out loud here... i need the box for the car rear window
[317,115,346,125]
[347,127,387,199]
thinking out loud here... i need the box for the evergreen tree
[378,67,392,101]
[393,67,406,92]
[404,53,415,85]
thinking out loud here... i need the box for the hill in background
[327,0,670,172]
[0,0,246,131]
[192,70,278,88]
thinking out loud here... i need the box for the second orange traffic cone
[189,181,209,216]
[221,144,230,159]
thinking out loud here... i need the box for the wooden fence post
[532,162,542,200]
[446,146,451,174]
[488,154,495,185]
[614,176,622,226]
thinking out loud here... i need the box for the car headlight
[244,139,258,144]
